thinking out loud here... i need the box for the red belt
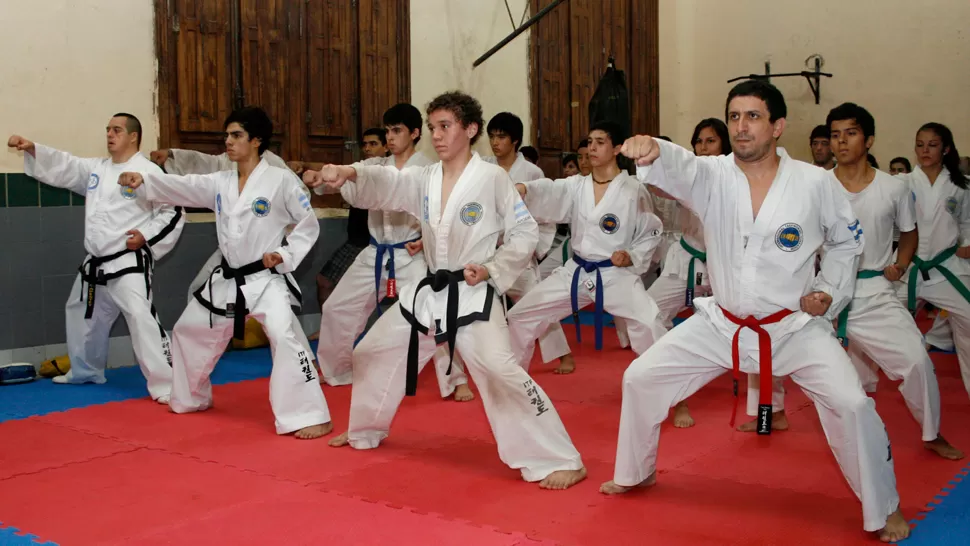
[718,306,794,435]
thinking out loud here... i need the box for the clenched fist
[303,165,356,189]
[800,291,833,316]
[620,135,660,166]
[149,150,170,166]
[118,172,145,189]
[7,135,35,155]
[463,263,490,286]
[263,252,284,269]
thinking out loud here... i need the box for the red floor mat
[0,325,966,545]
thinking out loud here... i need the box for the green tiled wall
[1,173,83,207]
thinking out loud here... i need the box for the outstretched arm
[811,180,864,318]
[482,175,539,294]
[305,163,425,218]
[517,175,582,224]
[118,171,218,210]
[623,136,718,221]
[12,137,99,195]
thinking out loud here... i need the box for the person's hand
[126,229,146,250]
[611,250,633,267]
[956,245,970,259]
[263,252,283,268]
[149,150,170,166]
[800,291,833,316]
[884,263,906,282]
[515,183,526,198]
[463,263,489,286]
[620,135,660,166]
[303,165,355,189]
[118,172,144,189]
[287,161,306,175]
[7,135,35,156]
[405,239,424,256]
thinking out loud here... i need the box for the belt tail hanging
[685,257,696,308]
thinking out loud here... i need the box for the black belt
[78,246,152,319]
[192,256,302,340]
[398,269,494,396]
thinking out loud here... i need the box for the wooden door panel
[358,0,409,130]
[240,0,290,139]
[174,0,234,135]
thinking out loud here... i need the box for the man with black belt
[119,107,331,440]
[9,113,184,403]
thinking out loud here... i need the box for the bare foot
[453,383,475,402]
[736,410,789,432]
[924,435,965,460]
[599,473,656,495]
[672,401,694,428]
[539,467,587,490]
[328,431,350,447]
[878,509,910,543]
[308,331,320,340]
[554,354,576,374]
[294,421,333,440]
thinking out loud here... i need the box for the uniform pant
[63,272,172,401]
[537,239,569,280]
[897,275,970,398]
[507,267,667,369]
[191,249,315,364]
[169,278,331,434]
[316,251,468,396]
[347,299,584,482]
[443,263,572,375]
[615,315,899,532]
[748,290,942,441]
[925,315,954,351]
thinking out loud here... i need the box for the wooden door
[530,0,571,177]
[239,0,293,157]
[357,0,411,131]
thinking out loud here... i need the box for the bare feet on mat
[924,436,964,460]
[736,410,789,432]
[308,331,320,340]
[295,422,333,440]
[554,354,576,374]
[878,509,910,543]
[539,467,587,490]
[453,384,475,402]
[672,401,694,428]
[328,431,350,447]
[599,473,656,495]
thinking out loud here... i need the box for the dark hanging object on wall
[588,56,631,140]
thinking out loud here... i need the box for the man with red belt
[600,80,909,543]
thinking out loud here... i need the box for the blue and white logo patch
[945,196,958,214]
[599,213,620,234]
[423,196,430,222]
[215,193,222,215]
[119,185,137,200]
[513,199,532,224]
[251,197,271,217]
[775,223,803,252]
[297,192,311,211]
[87,174,100,191]
[911,191,917,203]
[847,219,863,242]
[460,202,484,225]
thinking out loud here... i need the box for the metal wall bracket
[727,56,832,104]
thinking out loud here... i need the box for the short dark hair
[810,124,831,142]
[426,91,485,145]
[362,127,387,146]
[383,103,423,145]
[519,145,539,163]
[589,119,628,147]
[690,118,732,155]
[725,80,787,123]
[826,103,875,139]
[112,112,142,148]
[577,139,589,151]
[223,106,273,154]
[867,153,879,169]
[561,153,579,168]
[487,112,525,151]
[656,136,672,142]
[889,157,912,172]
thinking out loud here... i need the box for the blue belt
[370,235,421,315]
[570,254,614,350]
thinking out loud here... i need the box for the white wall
[658,0,970,163]
[409,0,532,157]
[0,0,159,171]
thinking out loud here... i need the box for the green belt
[907,245,970,313]
[562,237,571,264]
[680,237,707,307]
[835,269,884,346]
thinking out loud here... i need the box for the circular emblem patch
[775,223,803,252]
[120,185,137,200]
[945,196,958,214]
[87,174,100,191]
[599,213,620,234]
[251,197,271,217]
[460,202,483,225]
